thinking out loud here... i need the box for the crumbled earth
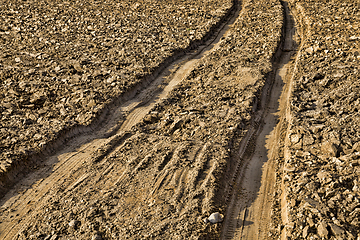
[2,0,359,239]
[0,0,284,239]
[0,0,232,178]
[271,0,360,239]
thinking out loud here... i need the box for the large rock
[329,223,345,240]
[317,171,332,185]
[352,142,360,152]
[303,225,310,238]
[303,134,314,145]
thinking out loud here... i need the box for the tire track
[221,1,299,239]
[0,1,243,239]
[0,139,104,238]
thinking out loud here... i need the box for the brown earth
[1,0,359,239]
[0,0,233,192]
[0,0,284,238]
[271,1,360,240]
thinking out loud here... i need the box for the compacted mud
[0,0,359,239]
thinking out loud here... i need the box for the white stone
[208,212,223,224]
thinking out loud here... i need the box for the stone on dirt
[68,219,79,229]
[353,142,360,152]
[329,223,345,240]
[321,141,338,157]
[208,212,223,224]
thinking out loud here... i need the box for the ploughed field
[271,1,360,240]
[0,0,232,177]
[0,0,359,240]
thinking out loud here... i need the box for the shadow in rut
[241,220,255,227]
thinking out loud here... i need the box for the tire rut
[221,1,299,239]
[0,1,242,239]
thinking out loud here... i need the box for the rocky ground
[0,0,285,239]
[1,0,359,239]
[271,0,360,239]
[0,0,232,182]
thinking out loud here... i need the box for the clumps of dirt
[10,0,284,239]
[0,0,233,187]
[273,1,360,239]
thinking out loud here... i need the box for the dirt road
[1,0,357,239]
[0,0,289,238]
[0,1,241,239]
[221,1,298,239]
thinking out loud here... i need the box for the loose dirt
[221,1,298,239]
[0,1,246,239]
[0,0,234,193]
[273,0,360,239]
[2,0,356,239]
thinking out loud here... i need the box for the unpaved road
[221,1,298,239]
[0,0,290,238]
[0,2,241,239]
[1,0,356,239]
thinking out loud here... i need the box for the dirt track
[1,0,359,239]
[221,1,298,239]
[0,0,287,238]
[0,0,244,239]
